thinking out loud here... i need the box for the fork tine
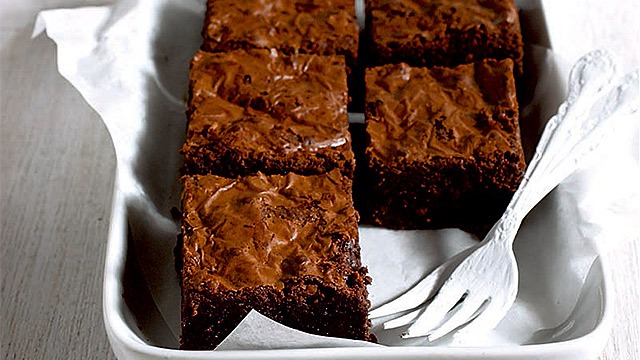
[425,296,489,341]
[382,307,423,329]
[401,284,467,339]
[455,298,511,337]
[369,245,478,319]
[368,268,444,319]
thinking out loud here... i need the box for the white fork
[369,50,639,341]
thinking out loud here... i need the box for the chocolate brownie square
[201,0,359,66]
[179,170,372,349]
[364,59,525,233]
[182,49,354,178]
[365,0,524,70]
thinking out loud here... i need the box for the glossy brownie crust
[201,0,359,66]
[183,49,354,178]
[365,0,524,69]
[179,171,372,349]
[364,59,525,233]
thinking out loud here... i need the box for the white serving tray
[97,0,614,359]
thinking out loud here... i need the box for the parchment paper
[33,0,639,350]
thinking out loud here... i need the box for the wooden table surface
[1,1,638,359]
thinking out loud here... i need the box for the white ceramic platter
[101,0,613,359]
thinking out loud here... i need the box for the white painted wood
[1,1,637,359]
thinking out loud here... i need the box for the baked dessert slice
[179,170,372,349]
[363,59,525,233]
[201,0,359,67]
[365,0,524,70]
[183,49,354,178]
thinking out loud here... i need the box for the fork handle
[493,51,639,242]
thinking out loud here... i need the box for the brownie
[363,59,525,233]
[182,49,355,178]
[365,0,524,70]
[201,0,359,67]
[179,170,372,349]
